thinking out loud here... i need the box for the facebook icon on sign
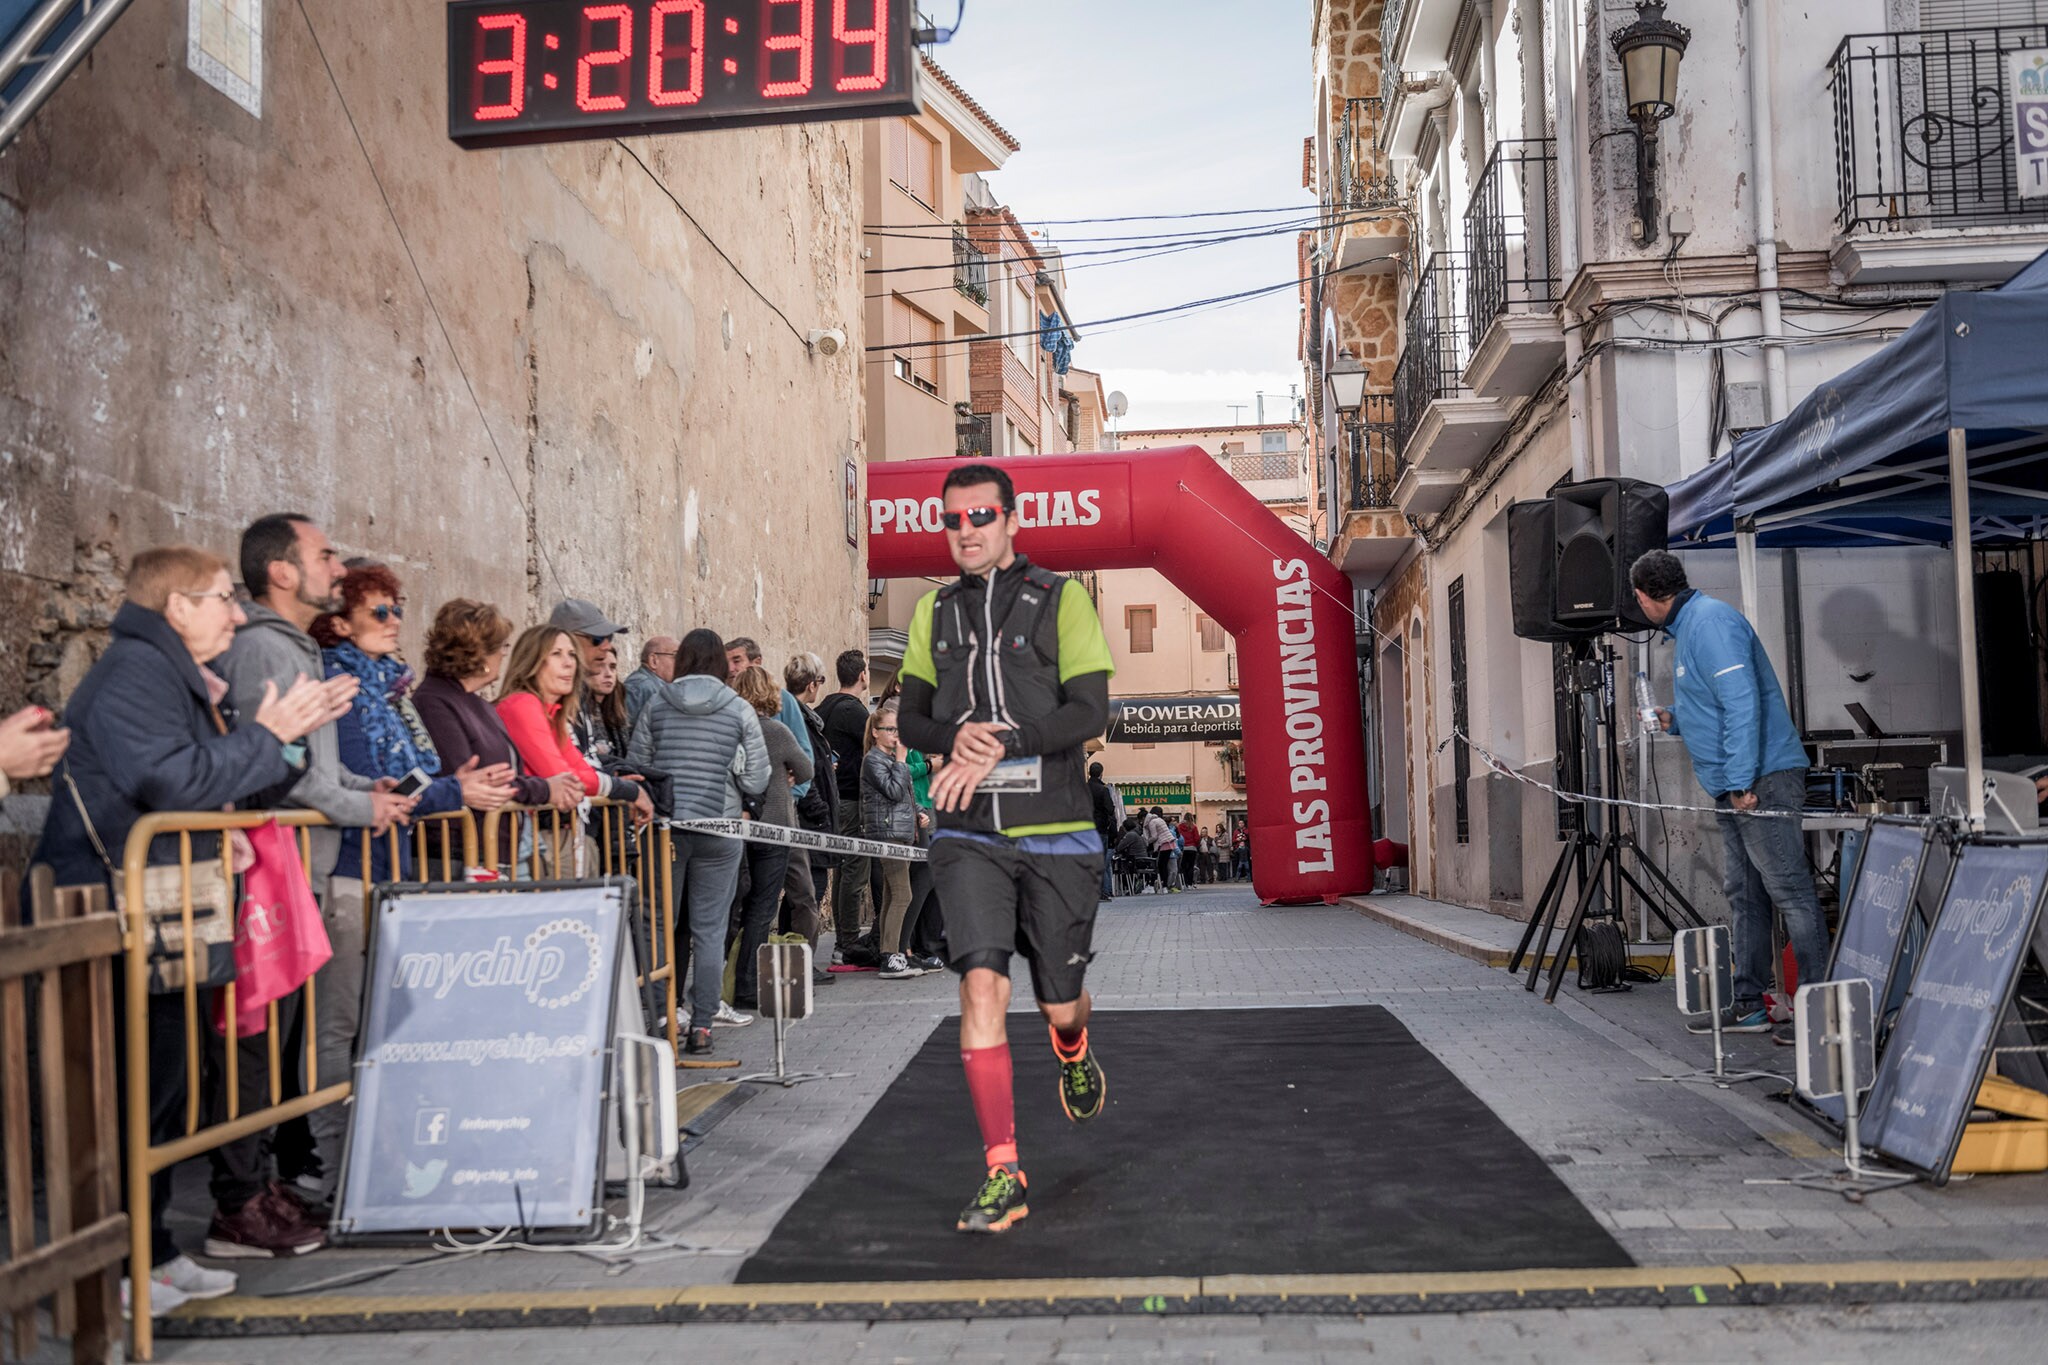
[414,1108,450,1146]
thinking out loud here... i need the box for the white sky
[932,0,1314,434]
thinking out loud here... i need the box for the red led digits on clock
[649,0,705,106]
[760,0,814,98]
[472,12,528,121]
[831,0,885,93]
[577,4,634,113]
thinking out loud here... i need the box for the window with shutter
[904,124,938,209]
[1126,606,1156,653]
[887,120,910,194]
[1198,615,1225,652]
[889,296,940,396]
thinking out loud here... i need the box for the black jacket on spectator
[795,697,838,831]
[816,691,869,801]
[32,600,299,891]
[1088,775,1119,844]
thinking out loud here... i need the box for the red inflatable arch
[866,448,1371,905]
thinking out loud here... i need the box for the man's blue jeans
[1713,766,1830,1011]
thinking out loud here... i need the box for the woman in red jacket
[495,626,652,822]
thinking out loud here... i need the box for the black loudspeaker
[1552,478,1669,633]
[1508,479,1670,641]
[1509,499,1599,643]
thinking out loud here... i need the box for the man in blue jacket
[1631,550,1824,1033]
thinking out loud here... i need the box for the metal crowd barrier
[116,800,686,1355]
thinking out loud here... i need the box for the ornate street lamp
[1610,1,1690,247]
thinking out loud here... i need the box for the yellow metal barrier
[120,807,474,1357]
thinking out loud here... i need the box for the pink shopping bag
[212,820,332,1037]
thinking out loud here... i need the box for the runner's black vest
[928,556,1090,835]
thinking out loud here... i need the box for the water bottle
[1634,671,1661,734]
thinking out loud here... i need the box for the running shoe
[878,953,925,979]
[1686,1006,1771,1034]
[684,1027,714,1056]
[1055,1035,1107,1123]
[122,1272,190,1319]
[712,1001,754,1028]
[158,1254,237,1300]
[955,1165,1029,1234]
[912,953,947,973]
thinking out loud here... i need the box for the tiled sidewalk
[164,883,2048,1304]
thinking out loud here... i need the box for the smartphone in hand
[392,766,432,798]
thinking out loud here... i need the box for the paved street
[140,1301,2048,1364]
[121,883,2048,1359]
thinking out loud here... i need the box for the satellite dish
[1106,391,1129,418]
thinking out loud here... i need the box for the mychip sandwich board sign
[1805,819,1935,1130]
[334,880,631,1237]
[1862,838,2048,1183]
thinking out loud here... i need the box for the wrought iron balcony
[1392,250,1471,456]
[1830,26,2048,233]
[1346,393,1402,511]
[955,410,992,460]
[953,229,990,305]
[1381,0,1409,77]
[1336,97,1403,212]
[1464,139,1560,344]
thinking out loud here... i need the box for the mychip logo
[391,917,604,1009]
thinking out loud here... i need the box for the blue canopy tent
[1665,249,2048,825]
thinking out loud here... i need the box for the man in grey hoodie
[625,628,770,1056]
[214,514,418,1206]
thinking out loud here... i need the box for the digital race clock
[447,0,919,148]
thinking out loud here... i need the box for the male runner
[896,462,1114,1234]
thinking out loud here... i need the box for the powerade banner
[1105,695,1242,743]
[1864,841,2048,1179]
[336,885,626,1234]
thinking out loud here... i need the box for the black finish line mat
[736,1005,1631,1283]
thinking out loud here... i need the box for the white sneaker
[712,1000,754,1028]
[122,1272,192,1319]
[159,1254,237,1300]
[878,953,924,979]
[674,1006,692,1034]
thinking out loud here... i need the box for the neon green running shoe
[1056,1038,1106,1123]
[955,1165,1029,1234]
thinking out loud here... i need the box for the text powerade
[448,0,918,149]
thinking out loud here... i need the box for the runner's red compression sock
[960,1044,1017,1169]
[1050,1025,1088,1061]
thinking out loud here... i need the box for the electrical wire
[615,139,809,347]
[865,206,1371,247]
[868,253,1396,354]
[862,201,1338,231]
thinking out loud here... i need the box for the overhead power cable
[864,207,1371,247]
[861,202,1327,231]
[866,253,1395,356]
[866,207,1392,307]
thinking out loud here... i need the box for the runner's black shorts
[929,835,1102,1005]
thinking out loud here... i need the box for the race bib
[981,756,1043,793]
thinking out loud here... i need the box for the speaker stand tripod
[1508,639,1706,1003]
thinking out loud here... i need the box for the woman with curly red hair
[304,564,520,1202]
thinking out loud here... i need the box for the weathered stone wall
[0,0,868,719]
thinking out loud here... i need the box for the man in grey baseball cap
[548,598,626,644]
